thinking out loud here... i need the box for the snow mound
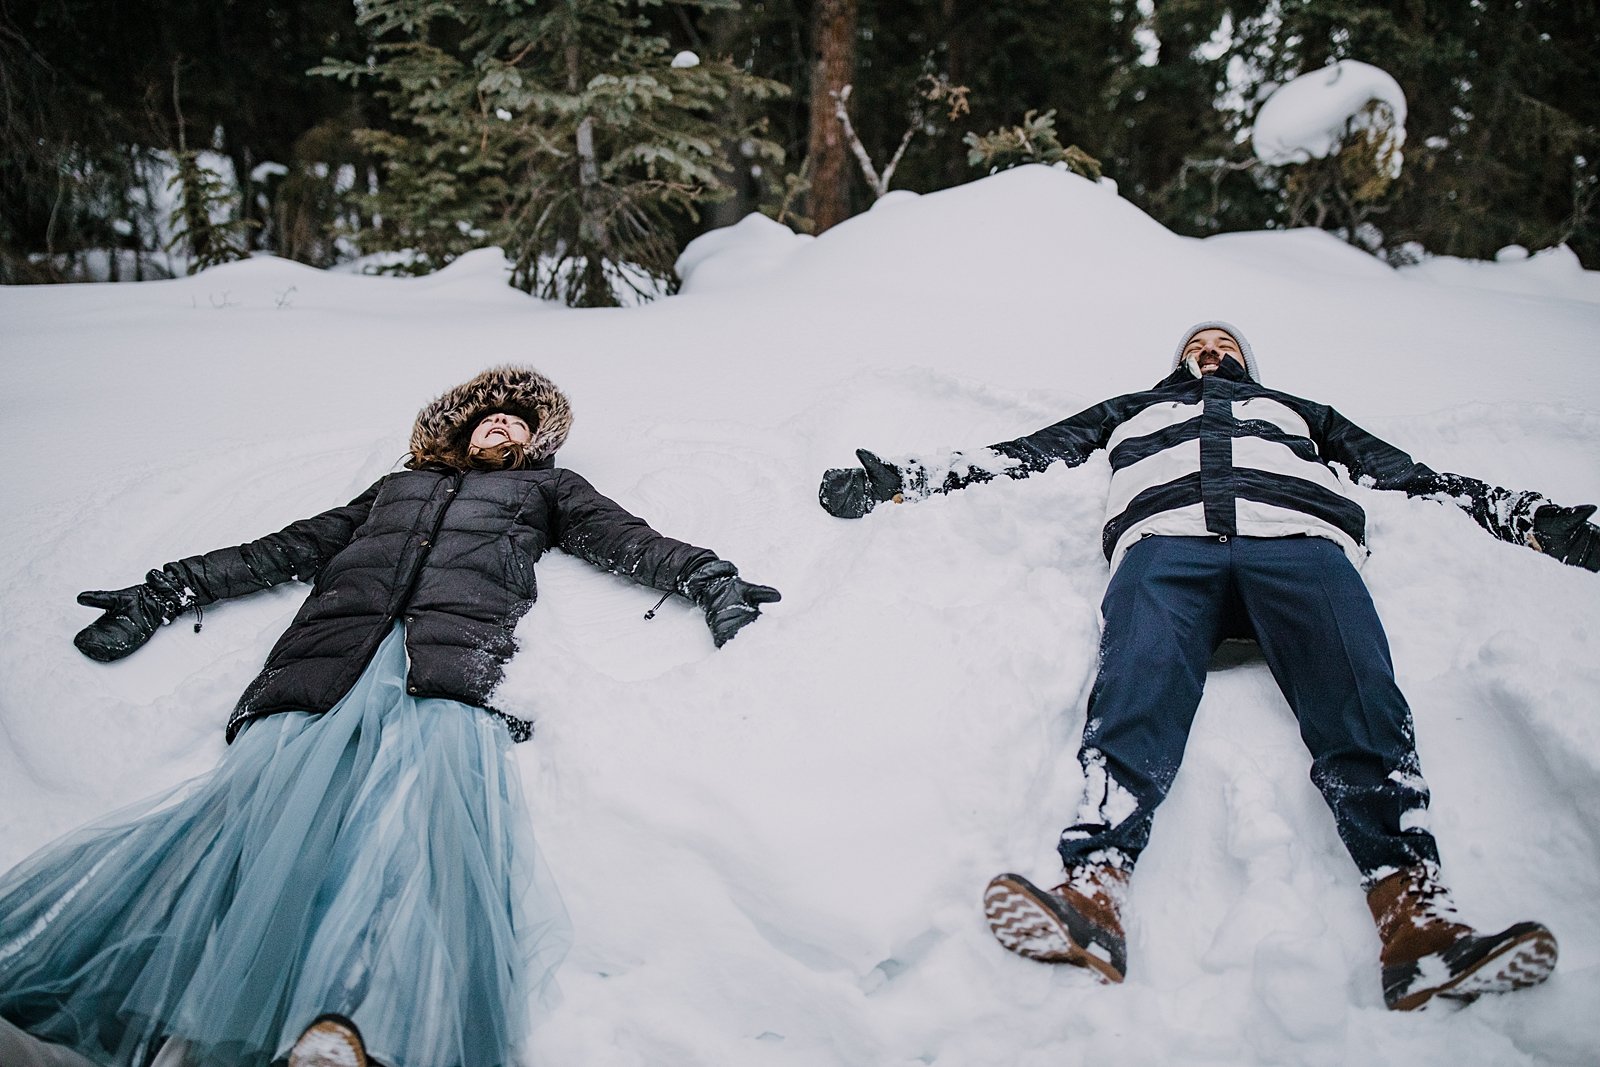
[1199,228,1397,282]
[675,212,813,294]
[870,189,921,211]
[1253,60,1407,175]
[1399,244,1600,304]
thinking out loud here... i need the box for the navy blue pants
[1058,535,1441,881]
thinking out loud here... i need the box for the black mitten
[74,568,190,662]
[818,449,905,519]
[1532,504,1600,572]
[682,560,782,647]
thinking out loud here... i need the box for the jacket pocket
[502,532,540,600]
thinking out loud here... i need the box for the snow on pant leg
[1058,536,1232,869]
[1231,536,1441,880]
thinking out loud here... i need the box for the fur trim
[409,365,573,469]
[1172,320,1260,382]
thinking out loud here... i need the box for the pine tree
[1108,0,1242,229]
[1,0,368,280]
[1226,0,1600,265]
[320,0,785,306]
[167,151,256,273]
[964,110,1101,179]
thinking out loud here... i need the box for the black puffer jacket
[173,466,715,743]
[162,367,717,742]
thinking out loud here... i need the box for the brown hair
[463,440,541,471]
[406,417,544,472]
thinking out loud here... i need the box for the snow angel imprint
[820,321,1598,1011]
[0,365,780,1067]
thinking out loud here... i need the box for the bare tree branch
[830,85,887,196]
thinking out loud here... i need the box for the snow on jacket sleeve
[163,477,388,604]
[547,470,719,594]
[890,399,1121,503]
[990,399,1122,474]
[1313,406,1546,547]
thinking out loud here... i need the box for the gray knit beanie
[1172,320,1260,382]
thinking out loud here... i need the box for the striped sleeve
[890,399,1124,503]
[1315,406,1546,547]
[991,399,1123,474]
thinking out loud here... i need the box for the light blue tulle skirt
[0,626,571,1067]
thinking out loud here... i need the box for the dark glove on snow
[818,449,905,519]
[1531,503,1600,572]
[74,568,191,662]
[682,560,781,648]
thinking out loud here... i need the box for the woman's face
[469,412,533,451]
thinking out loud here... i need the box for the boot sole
[983,873,1125,983]
[1388,923,1558,1011]
[288,1016,370,1067]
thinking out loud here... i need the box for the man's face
[1183,328,1245,375]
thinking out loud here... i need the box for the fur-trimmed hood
[408,365,573,469]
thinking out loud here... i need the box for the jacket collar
[1154,358,1252,389]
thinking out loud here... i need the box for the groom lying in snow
[818,321,1599,1011]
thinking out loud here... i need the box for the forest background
[3,0,1595,305]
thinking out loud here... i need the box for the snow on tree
[1252,60,1408,174]
[1250,60,1408,250]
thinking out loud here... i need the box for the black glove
[682,560,781,648]
[1531,503,1600,572]
[818,449,905,519]
[74,568,190,662]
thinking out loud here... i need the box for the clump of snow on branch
[1252,60,1407,177]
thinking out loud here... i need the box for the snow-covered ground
[2,165,1598,1066]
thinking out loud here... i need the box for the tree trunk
[806,0,857,232]
[1137,0,1218,195]
[567,41,601,194]
[566,36,613,305]
[941,0,968,188]
[705,7,750,230]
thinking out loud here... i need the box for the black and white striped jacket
[901,359,1545,570]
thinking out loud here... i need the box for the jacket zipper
[388,471,465,697]
[393,470,464,623]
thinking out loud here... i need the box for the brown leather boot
[1367,866,1558,1010]
[288,1014,370,1067]
[983,864,1129,983]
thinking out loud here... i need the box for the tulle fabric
[0,625,571,1067]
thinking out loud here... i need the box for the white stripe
[1232,396,1311,437]
[1234,498,1365,566]
[1106,504,1209,571]
[1105,438,1199,521]
[1107,399,1200,454]
[1106,503,1363,572]
[1231,436,1345,495]
[1097,392,1366,573]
